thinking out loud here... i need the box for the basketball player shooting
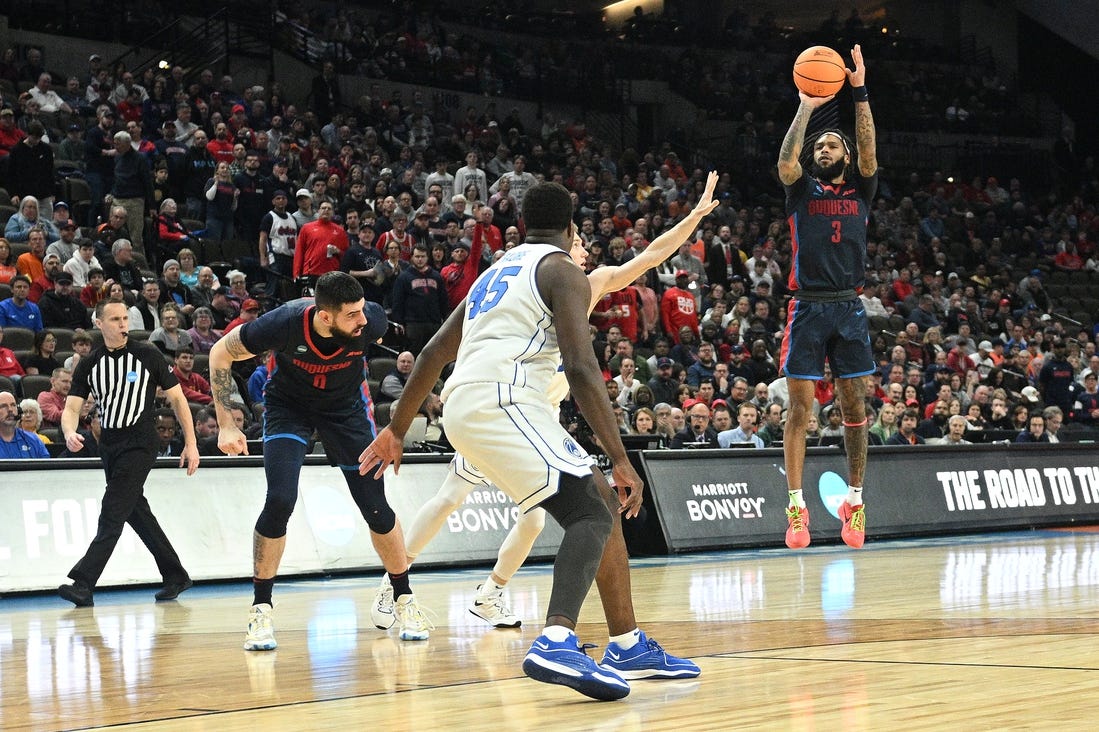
[776,44,878,550]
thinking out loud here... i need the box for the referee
[58,300,200,607]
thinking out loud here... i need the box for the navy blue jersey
[239,299,371,411]
[1038,356,1075,412]
[785,170,877,293]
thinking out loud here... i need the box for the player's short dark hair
[95,298,126,320]
[522,182,573,232]
[812,128,853,156]
[807,127,856,175]
[314,271,364,311]
[175,345,195,357]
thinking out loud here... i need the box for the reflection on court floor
[3,528,1099,730]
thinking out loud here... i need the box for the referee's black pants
[68,437,189,588]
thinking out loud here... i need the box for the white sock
[479,579,505,596]
[847,485,863,506]
[609,628,641,650]
[542,625,573,642]
[788,489,806,509]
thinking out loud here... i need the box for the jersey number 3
[830,221,843,243]
[467,266,521,319]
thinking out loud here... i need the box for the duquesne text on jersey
[808,199,861,216]
[291,358,357,375]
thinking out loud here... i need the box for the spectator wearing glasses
[20,329,61,375]
[0,391,49,459]
[670,399,718,448]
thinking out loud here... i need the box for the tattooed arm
[777,93,834,185]
[847,44,878,177]
[853,102,877,177]
[208,328,256,455]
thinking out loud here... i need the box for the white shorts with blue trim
[443,383,595,513]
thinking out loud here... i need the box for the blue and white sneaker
[370,574,395,630]
[599,630,701,679]
[523,632,631,701]
[243,603,277,651]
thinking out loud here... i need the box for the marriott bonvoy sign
[638,445,1099,552]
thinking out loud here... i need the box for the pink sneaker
[785,506,810,549]
[839,501,865,548]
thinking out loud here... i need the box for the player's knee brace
[346,470,397,534]
[541,472,613,541]
[255,485,298,539]
[255,439,307,538]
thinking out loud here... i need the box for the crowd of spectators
[1,5,1098,461]
[278,3,1037,138]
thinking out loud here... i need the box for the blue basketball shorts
[779,298,875,380]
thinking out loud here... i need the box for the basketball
[793,46,847,97]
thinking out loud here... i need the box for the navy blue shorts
[263,397,378,469]
[779,298,875,380]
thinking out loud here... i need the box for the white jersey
[443,243,567,401]
[262,209,299,260]
[492,171,538,214]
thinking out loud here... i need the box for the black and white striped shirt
[70,340,178,431]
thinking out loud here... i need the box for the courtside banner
[0,455,563,593]
[640,445,1099,552]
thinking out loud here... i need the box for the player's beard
[812,158,846,181]
[328,323,362,347]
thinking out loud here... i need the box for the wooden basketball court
[4,527,1098,731]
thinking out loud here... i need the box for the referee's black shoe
[59,583,94,607]
[155,578,193,601]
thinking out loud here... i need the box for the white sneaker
[469,584,521,628]
[395,594,433,641]
[370,574,395,630]
[244,603,277,651]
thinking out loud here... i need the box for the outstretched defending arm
[587,171,721,299]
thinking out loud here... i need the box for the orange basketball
[793,46,847,97]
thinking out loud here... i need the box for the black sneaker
[59,583,94,607]
[155,578,193,601]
